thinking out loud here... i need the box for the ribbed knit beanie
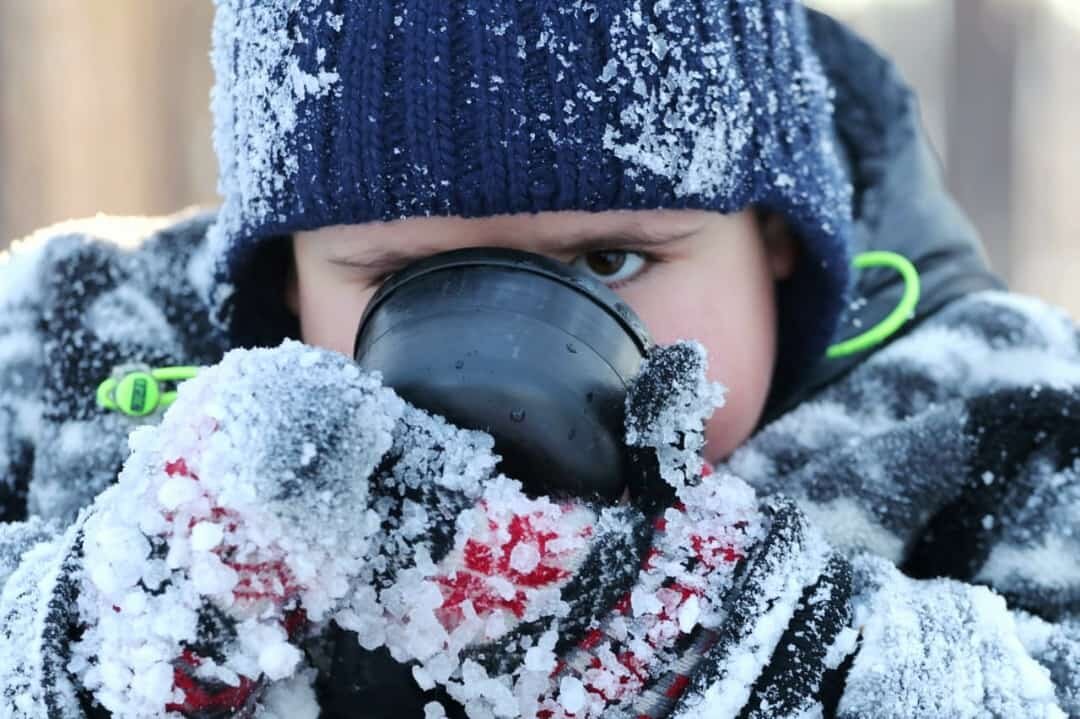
[208,0,854,394]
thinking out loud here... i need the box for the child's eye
[571,250,648,287]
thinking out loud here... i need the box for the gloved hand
[71,340,433,716]
[67,341,850,719]
[68,342,649,718]
[624,343,858,719]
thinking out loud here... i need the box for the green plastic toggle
[97,365,200,417]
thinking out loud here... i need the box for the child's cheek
[617,273,777,464]
[296,280,373,356]
[704,314,779,462]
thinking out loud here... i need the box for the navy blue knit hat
[208,0,854,389]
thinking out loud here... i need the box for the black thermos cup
[353,247,654,503]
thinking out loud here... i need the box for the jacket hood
[763,11,1006,422]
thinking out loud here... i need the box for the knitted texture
[208,0,854,378]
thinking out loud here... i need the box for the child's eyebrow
[328,249,434,274]
[562,224,701,252]
[328,224,701,272]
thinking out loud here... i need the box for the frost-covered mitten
[69,342,422,717]
[319,341,769,719]
[64,340,850,719]
[624,342,725,495]
[623,343,858,719]
[383,341,767,719]
[65,342,649,719]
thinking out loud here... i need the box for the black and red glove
[65,342,854,719]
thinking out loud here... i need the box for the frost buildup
[843,555,1062,718]
[574,0,851,230]
[63,339,768,718]
[624,341,726,490]
[70,343,402,716]
[596,1,756,198]
[209,0,341,261]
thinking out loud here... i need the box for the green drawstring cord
[96,365,200,417]
[827,251,921,359]
[94,253,920,417]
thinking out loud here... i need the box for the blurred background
[0,0,1077,316]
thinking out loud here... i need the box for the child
[1,1,1078,717]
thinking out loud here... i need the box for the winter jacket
[1,10,1079,719]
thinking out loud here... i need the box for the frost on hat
[208,0,853,380]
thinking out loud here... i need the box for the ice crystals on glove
[72,341,402,716]
[624,341,726,491]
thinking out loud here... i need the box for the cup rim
[354,247,652,358]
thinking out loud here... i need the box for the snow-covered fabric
[0,232,47,525]
[729,292,1080,617]
[207,0,854,397]
[724,291,1080,718]
[0,212,231,528]
[841,556,1066,719]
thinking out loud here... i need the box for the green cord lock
[827,251,921,359]
[97,365,200,417]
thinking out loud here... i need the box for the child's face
[289,209,797,463]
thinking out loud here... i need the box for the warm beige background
[811,0,1080,318]
[0,2,217,237]
[1,0,1077,317]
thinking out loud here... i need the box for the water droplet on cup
[510,409,526,423]
[454,359,464,369]
[567,427,577,440]
[566,343,578,354]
